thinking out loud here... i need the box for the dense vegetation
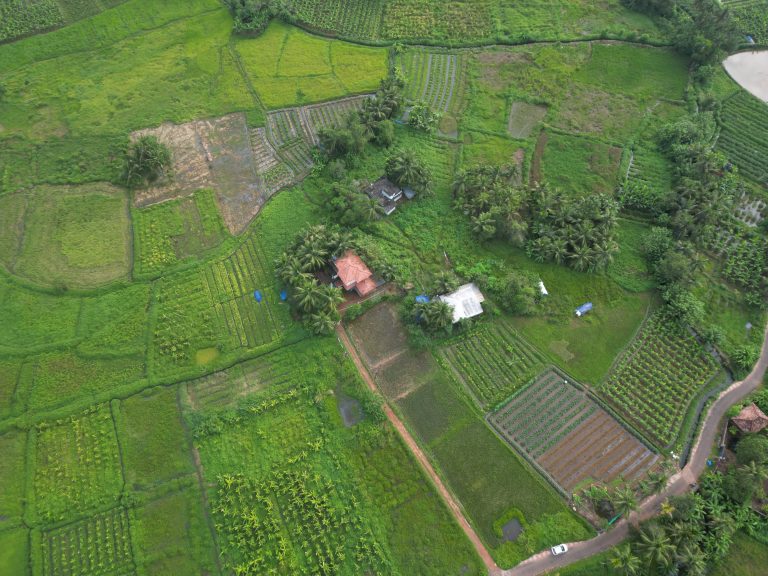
[0,0,766,574]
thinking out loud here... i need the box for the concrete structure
[439,283,485,323]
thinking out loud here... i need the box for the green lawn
[0,528,29,576]
[235,20,388,109]
[711,532,768,576]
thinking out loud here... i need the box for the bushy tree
[408,101,441,132]
[327,181,382,226]
[385,150,432,196]
[225,0,284,34]
[123,135,172,188]
[414,299,453,334]
[492,270,539,315]
[736,435,768,467]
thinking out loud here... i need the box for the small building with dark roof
[364,177,407,216]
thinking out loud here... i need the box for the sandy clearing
[723,51,768,103]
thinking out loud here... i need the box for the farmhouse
[364,177,413,216]
[332,250,377,297]
[732,403,768,434]
[439,283,485,323]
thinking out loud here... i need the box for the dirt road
[335,325,500,574]
[338,321,768,576]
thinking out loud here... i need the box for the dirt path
[335,325,500,574]
[504,320,768,576]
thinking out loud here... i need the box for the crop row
[214,470,388,574]
[306,97,367,134]
[598,314,719,447]
[0,0,63,43]
[442,322,546,407]
[718,92,768,184]
[382,1,494,41]
[286,0,385,40]
[491,375,594,458]
[34,405,123,523]
[402,51,461,113]
[42,507,134,576]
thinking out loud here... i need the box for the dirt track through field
[335,324,499,574]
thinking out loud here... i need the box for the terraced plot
[598,314,721,448]
[441,321,547,408]
[718,91,768,187]
[490,368,657,492]
[401,51,465,114]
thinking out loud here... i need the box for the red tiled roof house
[333,250,376,297]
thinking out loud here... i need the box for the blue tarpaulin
[415,294,430,304]
[253,290,263,303]
[575,302,593,317]
[280,289,288,301]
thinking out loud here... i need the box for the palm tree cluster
[414,299,454,335]
[608,466,768,576]
[385,150,432,196]
[275,225,352,334]
[451,165,527,243]
[318,72,404,160]
[527,186,619,272]
[327,181,384,227]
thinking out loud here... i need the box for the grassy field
[0,0,764,573]
[711,531,768,576]
[349,304,592,567]
[235,20,388,109]
[0,185,131,288]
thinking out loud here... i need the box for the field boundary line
[336,323,500,575]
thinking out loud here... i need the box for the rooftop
[732,403,768,433]
[333,250,373,291]
[439,283,485,323]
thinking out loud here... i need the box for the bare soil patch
[347,302,410,367]
[508,102,547,138]
[723,51,768,103]
[133,113,262,234]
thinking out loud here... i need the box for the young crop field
[598,313,722,448]
[133,190,229,278]
[285,0,385,40]
[490,368,658,492]
[440,320,547,408]
[382,0,495,41]
[400,49,467,118]
[40,506,135,576]
[32,404,123,523]
[718,91,768,187]
[234,21,387,109]
[0,430,26,520]
[0,185,131,289]
[724,0,768,43]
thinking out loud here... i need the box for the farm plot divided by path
[440,321,547,408]
[597,313,721,448]
[490,368,658,493]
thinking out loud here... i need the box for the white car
[551,544,568,556]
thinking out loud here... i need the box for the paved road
[505,321,768,576]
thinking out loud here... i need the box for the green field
[0,0,766,574]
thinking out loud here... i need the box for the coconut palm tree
[608,544,641,576]
[307,311,337,335]
[294,279,324,314]
[740,460,768,495]
[611,486,638,517]
[637,524,675,572]
[416,300,453,334]
[471,212,497,240]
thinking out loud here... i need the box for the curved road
[504,321,768,576]
[338,322,768,576]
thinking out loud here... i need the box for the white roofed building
[438,283,485,323]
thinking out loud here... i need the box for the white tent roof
[439,283,485,323]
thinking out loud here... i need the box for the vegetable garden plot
[489,368,657,493]
[33,405,123,524]
[0,0,64,43]
[214,470,390,575]
[718,91,768,187]
[284,0,385,40]
[382,0,495,41]
[41,507,135,576]
[185,347,295,410]
[625,146,674,196]
[723,0,768,43]
[597,313,720,448]
[440,321,547,408]
[401,51,465,114]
